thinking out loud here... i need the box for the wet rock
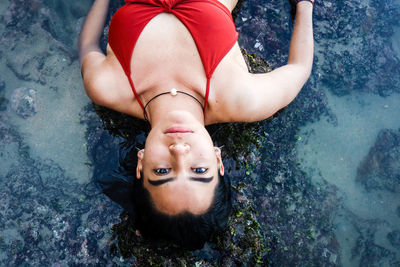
[39,0,92,49]
[314,0,400,96]
[0,119,121,266]
[0,77,7,111]
[387,230,400,249]
[10,87,37,119]
[6,48,43,83]
[3,0,40,33]
[341,209,399,266]
[241,48,272,73]
[360,244,394,266]
[235,0,291,68]
[397,206,400,218]
[358,241,395,267]
[4,24,69,85]
[2,0,91,51]
[232,0,245,21]
[357,129,400,193]
[0,77,5,91]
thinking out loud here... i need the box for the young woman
[79,0,314,248]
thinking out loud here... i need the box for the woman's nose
[169,143,190,154]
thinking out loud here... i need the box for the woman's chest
[129,13,207,95]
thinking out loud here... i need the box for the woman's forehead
[145,173,218,215]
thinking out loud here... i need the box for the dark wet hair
[99,143,232,250]
[132,171,231,250]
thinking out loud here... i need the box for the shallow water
[297,91,400,265]
[1,0,400,265]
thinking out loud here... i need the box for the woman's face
[136,112,224,215]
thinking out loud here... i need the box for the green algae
[241,49,272,74]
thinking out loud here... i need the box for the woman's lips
[165,126,193,134]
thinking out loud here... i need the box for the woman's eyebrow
[148,177,174,186]
[148,176,214,186]
[189,176,214,183]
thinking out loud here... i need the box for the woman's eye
[192,167,208,174]
[153,168,171,175]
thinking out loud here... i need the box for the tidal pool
[0,0,399,266]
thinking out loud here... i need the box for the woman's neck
[144,88,205,128]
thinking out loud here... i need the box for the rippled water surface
[1,0,400,266]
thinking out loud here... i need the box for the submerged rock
[0,77,7,111]
[0,77,5,91]
[358,241,395,267]
[4,22,70,85]
[6,46,44,83]
[3,0,40,33]
[314,0,400,96]
[0,118,121,266]
[40,0,92,49]
[10,87,38,119]
[2,0,91,53]
[356,129,400,193]
[340,209,400,266]
[387,230,400,249]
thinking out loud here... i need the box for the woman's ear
[136,149,144,179]
[214,147,224,176]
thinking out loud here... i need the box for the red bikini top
[108,0,238,113]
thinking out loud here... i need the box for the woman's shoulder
[205,43,254,123]
[207,43,294,124]
[81,47,144,117]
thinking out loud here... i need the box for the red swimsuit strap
[127,76,145,112]
[204,78,211,112]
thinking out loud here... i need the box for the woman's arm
[286,1,314,93]
[218,0,239,12]
[78,0,110,64]
[225,1,314,123]
[260,1,314,109]
[78,0,122,110]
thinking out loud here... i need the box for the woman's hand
[289,0,314,21]
[289,0,314,8]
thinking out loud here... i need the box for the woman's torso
[105,0,249,123]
